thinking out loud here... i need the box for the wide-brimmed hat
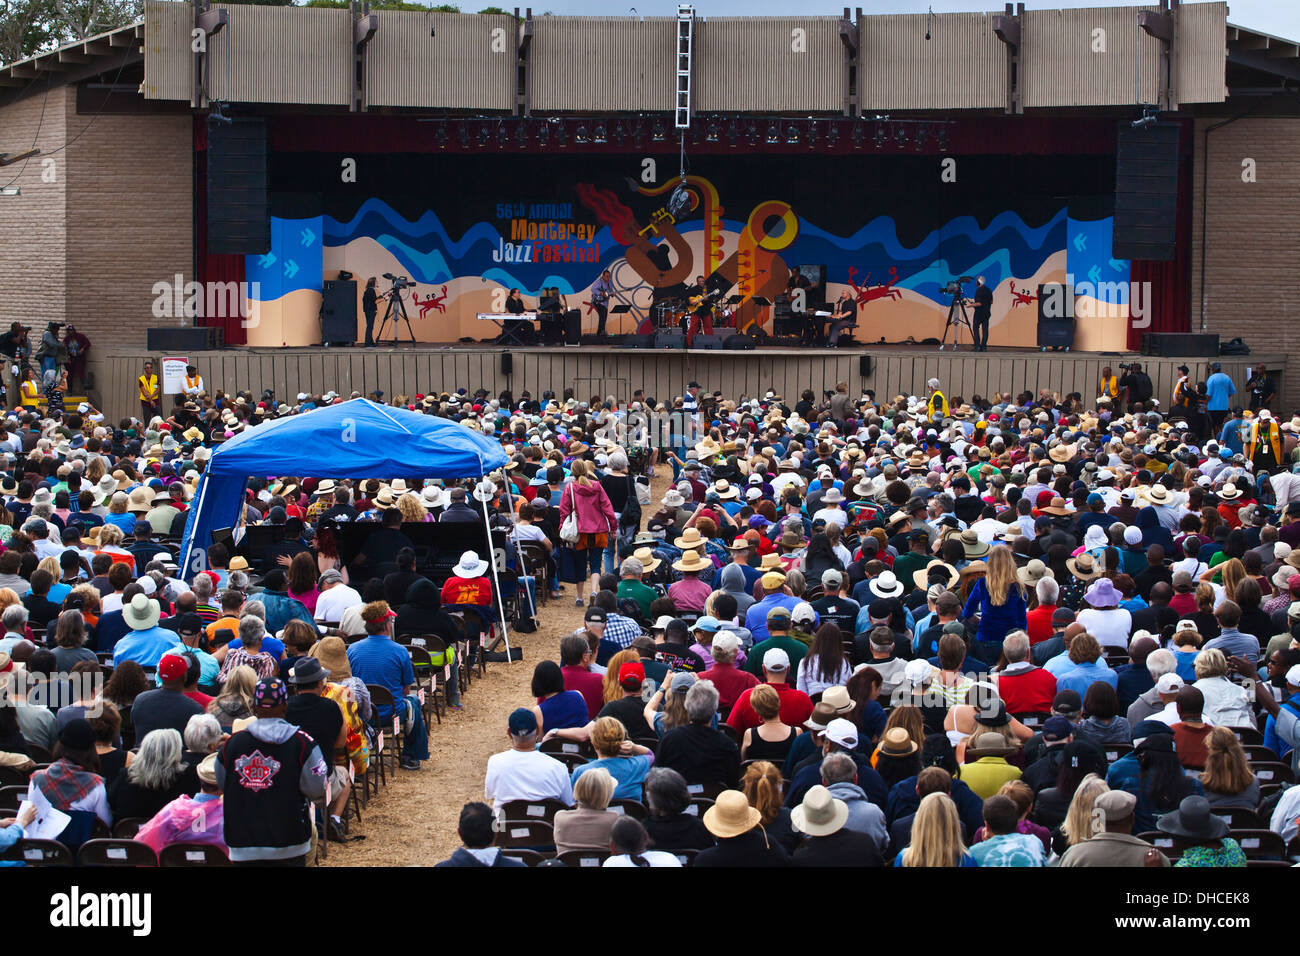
[820,487,845,504]
[869,570,904,599]
[778,530,805,551]
[791,785,849,838]
[702,790,763,839]
[1017,559,1055,587]
[631,547,661,573]
[1083,577,1121,608]
[308,636,352,680]
[960,528,990,558]
[966,732,1017,758]
[1156,795,1229,841]
[314,479,337,496]
[661,490,686,509]
[453,550,488,577]
[228,555,250,571]
[373,488,397,507]
[1217,482,1244,501]
[1039,496,1071,517]
[673,550,710,574]
[1065,552,1101,580]
[1142,484,1172,505]
[712,479,739,500]
[759,553,784,572]
[675,527,706,550]
[122,593,160,631]
[913,560,959,590]
[287,656,330,685]
[127,487,153,513]
[420,485,444,508]
[877,726,919,758]
[820,685,854,714]
[1048,443,1076,464]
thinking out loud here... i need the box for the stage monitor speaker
[1113,122,1180,261]
[321,279,357,344]
[501,352,513,375]
[1035,283,1076,349]
[692,334,728,350]
[619,334,656,349]
[564,309,582,345]
[1142,332,1219,357]
[723,334,756,351]
[859,355,872,377]
[654,329,685,350]
[146,326,224,352]
[206,118,270,255]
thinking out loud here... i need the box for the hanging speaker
[859,355,872,377]
[1113,122,1180,262]
[501,352,513,374]
[206,118,270,255]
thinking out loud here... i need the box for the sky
[524,0,1300,42]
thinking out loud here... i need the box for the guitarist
[681,274,714,346]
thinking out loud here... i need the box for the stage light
[705,122,719,142]
[913,124,926,150]
[593,122,607,144]
[806,122,818,149]
[458,124,470,149]
[651,120,666,142]
[894,125,908,147]
[937,126,949,151]
[437,124,448,149]
[477,125,490,148]
[850,124,863,149]
[872,125,886,148]
[747,123,759,145]
[555,121,569,145]
[631,121,644,144]
[727,121,739,147]
[612,121,626,144]
[766,122,779,143]
[516,123,528,148]
[498,125,510,148]
[785,125,799,144]
[827,124,839,148]
[575,123,589,144]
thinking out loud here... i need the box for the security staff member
[138,360,160,423]
[1247,410,1284,475]
[1099,366,1122,416]
[1119,362,1154,409]
[1172,364,1193,414]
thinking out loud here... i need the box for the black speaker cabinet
[1142,332,1220,357]
[321,279,357,344]
[206,118,269,255]
[1113,122,1180,261]
[564,309,582,346]
[619,334,656,349]
[146,326,224,351]
[692,334,728,350]
[654,329,685,350]
[859,355,873,377]
[501,352,513,374]
[723,334,756,351]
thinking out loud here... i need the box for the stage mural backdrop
[242,153,1132,350]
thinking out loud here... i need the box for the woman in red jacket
[559,459,618,607]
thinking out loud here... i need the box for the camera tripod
[376,284,417,346]
[939,291,973,351]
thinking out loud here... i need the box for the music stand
[745,296,773,338]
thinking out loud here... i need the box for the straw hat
[675,528,706,550]
[1017,559,1055,587]
[631,547,661,573]
[790,785,849,838]
[308,636,352,681]
[712,479,738,500]
[1065,551,1101,580]
[672,549,710,574]
[877,726,920,757]
[912,560,959,590]
[1039,496,1070,517]
[759,553,784,572]
[1218,482,1244,501]
[373,488,397,508]
[1142,484,1172,505]
[127,487,153,513]
[868,570,904,599]
[959,528,990,558]
[966,732,1017,758]
[702,790,762,839]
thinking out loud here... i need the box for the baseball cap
[766,605,792,625]
[711,631,740,656]
[617,661,645,689]
[157,653,188,682]
[760,571,787,591]
[1042,715,1074,743]
[692,616,720,633]
[903,658,933,685]
[1093,789,1137,821]
[584,606,608,624]
[1286,665,1300,688]
[762,648,791,672]
[1052,689,1082,716]
[651,615,676,631]
[1156,673,1185,693]
[508,707,538,736]
[254,677,288,709]
[821,569,843,589]
[791,601,816,625]
[824,718,859,749]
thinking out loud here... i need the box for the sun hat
[1017,559,1054,587]
[966,732,1017,758]
[674,527,706,550]
[672,550,710,574]
[1083,577,1122,608]
[453,550,489,577]
[702,790,763,839]
[196,752,219,786]
[308,637,351,680]
[122,593,160,631]
[1156,795,1228,841]
[819,685,853,714]
[630,547,661,573]
[1217,482,1244,501]
[959,528,990,558]
[913,560,959,590]
[791,785,850,838]
[877,726,919,757]
[820,487,845,505]
[868,570,904,599]
[1065,552,1101,580]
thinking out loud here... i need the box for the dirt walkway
[325,464,672,866]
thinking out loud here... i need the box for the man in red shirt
[1171,686,1213,770]
[995,632,1058,715]
[559,633,604,719]
[726,647,813,731]
[699,631,758,711]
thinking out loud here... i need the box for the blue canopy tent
[179,398,512,640]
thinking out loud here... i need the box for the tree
[0,0,140,65]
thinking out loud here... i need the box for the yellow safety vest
[1247,421,1282,464]
[138,374,159,402]
[19,380,39,407]
[1172,377,1191,407]
[1100,376,1119,398]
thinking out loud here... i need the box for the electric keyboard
[476,312,538,321]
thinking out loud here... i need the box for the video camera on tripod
[938,276,975,352]
[940,277,971,298]
[383,273,414,294]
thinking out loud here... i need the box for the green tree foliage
[0,0,141,65]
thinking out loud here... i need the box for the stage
[94,343,1283,424]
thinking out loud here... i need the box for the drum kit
[650,290,741,331]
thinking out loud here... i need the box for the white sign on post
[161,356,190,395]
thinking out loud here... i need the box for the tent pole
[180,471,212,581]
[501,479,537,620]
[477,468,514,662]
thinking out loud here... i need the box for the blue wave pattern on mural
[249,198,1085,303]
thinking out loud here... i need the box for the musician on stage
[590,270,612,338]
[505,288,526,315]
[827,289,857,347]
[682,274,714,346]
[971,275,993,352]
[786,267,812,295]
[539,286,566,346]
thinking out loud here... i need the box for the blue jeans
[395,696,429,762]
[40,356,55,376]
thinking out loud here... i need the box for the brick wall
[0,87,71,328]
[64,95,193,391]
[1190,116,1300,412]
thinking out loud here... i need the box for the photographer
[63,324,90,392]
[1118,362,1153,410]
[0,323,27,408]
[35,321,61,377]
